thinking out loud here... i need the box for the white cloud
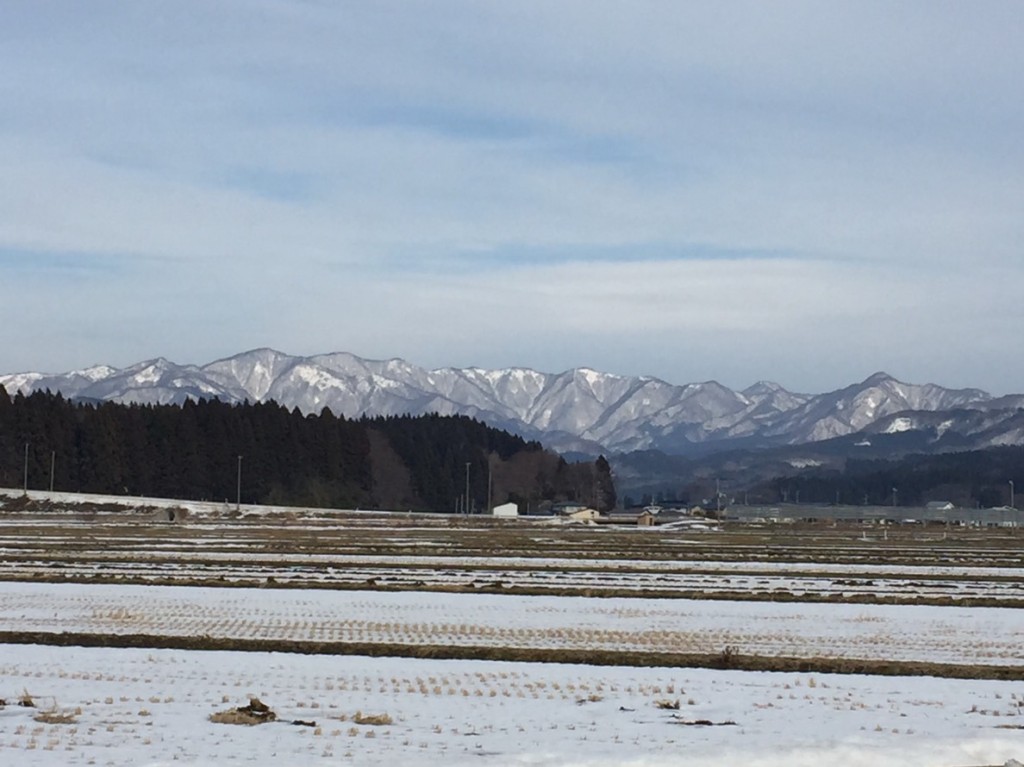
[1,1,1023,391]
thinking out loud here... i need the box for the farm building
[562,507,601,522]
[550,501,588,516]
[492,502,518,518]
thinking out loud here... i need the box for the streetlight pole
[236,455,243,512]
[465,462,471,515]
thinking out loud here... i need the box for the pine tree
[594,455,617,511]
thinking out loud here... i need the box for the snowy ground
[3,491,1024,765]
[5,550,1024,600]
[3,504,1024,601]
[1,644,1022,767]
[3,581,1024,666]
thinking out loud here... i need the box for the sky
[1,2,1023,395]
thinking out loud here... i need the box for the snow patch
[75,365,116,381]
[131,365,162,385]
[0,373,45,393]
[884,417,914,434]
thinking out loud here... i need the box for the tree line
[621,445,1024,511]
[764,447,1024,509]
[0,389,616,512]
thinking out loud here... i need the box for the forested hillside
[0,390,615,512]
[764,447,1024,509]
[621,444,1024,510]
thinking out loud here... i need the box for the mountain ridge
[0,348,1006,456]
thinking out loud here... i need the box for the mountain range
[4,349,1022,462]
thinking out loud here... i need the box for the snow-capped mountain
[863,408,1024,449]
[759,372,991,443]
[0,349,1008,455]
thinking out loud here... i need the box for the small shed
[637,510,658,526]
[492,502,519,518]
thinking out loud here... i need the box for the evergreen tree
[0,390,615,512]
[594,455,617,511]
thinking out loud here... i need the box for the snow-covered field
[3,581,1024,666]
[1,643,1022,767]
[3,512,1023,601]
[3,492,1024,764]
[5,548,1024,600]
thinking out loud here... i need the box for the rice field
[2,581,1024,669]
[1,503,1023,605]
[2,493,1024,764]
[2,644,1024,767]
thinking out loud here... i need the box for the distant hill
[613,438,1024,511]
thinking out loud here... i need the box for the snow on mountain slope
[0,364,119,398]
[202,348,301,401]
[866,407,1024,450]
[0,372,47,394]
[0,351,1002,454]
[762,372,992,444]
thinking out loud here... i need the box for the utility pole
[892,487,898,507]
[487,459,493,516]
[23,443,28,495]
[1010,480,1015,509]
[49,450,55,493]
[464,462,471,515]
[236,455,243,512]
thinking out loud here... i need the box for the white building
[492,502,518,518]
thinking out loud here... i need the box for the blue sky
[2,1,1023,393]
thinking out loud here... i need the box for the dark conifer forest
[0,389,615,512]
